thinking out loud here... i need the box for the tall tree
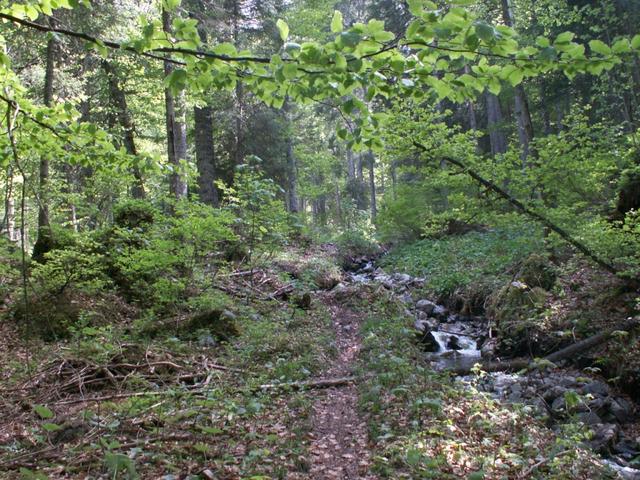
[102,60,146,199]
[32,18,57,262]
[162,8,188,200]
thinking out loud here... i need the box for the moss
[518,254,557,290]
[488,284,550,356]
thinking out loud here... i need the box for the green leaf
[42,422,63,432]
[632,35,640,50]
[331,10,343,33]
[555,31,575,45]
[282,63,298,79]
[474,22,495,43]
[162,0,181,11]
[34,405,54,419]
[406,448,422,466]
[589,39,611,56]
[276,19,289,42]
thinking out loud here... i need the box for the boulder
[582,381,610,397]
[608,397,634,424]
[588,423,620,454]
[432,305,449,320]
[416,300,437,314]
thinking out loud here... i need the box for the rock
[416,310,430,321]
[614,439,640,460]
[480,338,497,358]
[577,411,603,426]
[198,335,217,347]
[415,318,438,333]
[446,335,461,350]
[393,273,412,284]
[560,376,578,388]
[432,305,449,319]
[602,460,640,480]
[551,396,566,413]
[608,397,634,424]
[419,331,440,352]
[543,386,567,403]
[416,300,436,314]
[361,263,375,273]
[588,423,620,454]
[399,293,413,304]
[582,381,610,397]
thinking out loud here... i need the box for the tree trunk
[501,0,535,166]
[486,92,508,156]
[367,151,377,220]
[163,8,188,200]
[102,60,145,199]
[194,105,219,207]
[32,22,56,262]
[284,100,299,213]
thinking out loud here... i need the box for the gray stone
[582,381,609,397]
[433,305,449,319]
[221,309,237,321]
[609,397,634,424]
[577,411,603,426]
[543,385,567,403]
[588,423,620,454]
[394,273,412,284]
[551,396,566,412]
[416,300,436,314]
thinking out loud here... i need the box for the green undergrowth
[381,227,545,301]
[355,293,616,479]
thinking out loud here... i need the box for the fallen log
[448,318,639,376]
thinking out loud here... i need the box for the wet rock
[414,318,438,333]
[551,396,567,413]
[419,331,440,352]
[416,300,436,314]
[583,381,610,397]
[446,335,461,350]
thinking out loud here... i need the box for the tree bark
[32,21,56,262]
[102,60,145,199]
[284,100,299,213]
[163,8,188,200]
[367,151,377,220]
[486,92,508,156]
[501,0,535,166]
[194,105,219,207]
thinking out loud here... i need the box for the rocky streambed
[343,260,640,479]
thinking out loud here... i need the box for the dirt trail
[308,296,376,480]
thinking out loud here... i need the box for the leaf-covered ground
[0,247,626,479]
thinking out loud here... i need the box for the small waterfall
[431,332,481,358]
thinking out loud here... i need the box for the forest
[1,0,640,478]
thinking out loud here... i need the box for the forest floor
[308,296,373,479]
[0,244,636,479]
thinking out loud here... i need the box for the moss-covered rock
[488,283,550,357]
[517,254,557,290]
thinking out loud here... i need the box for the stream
[343,259,640,480]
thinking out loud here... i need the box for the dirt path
[308,296,376,479]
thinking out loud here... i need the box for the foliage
[381,226,545,298]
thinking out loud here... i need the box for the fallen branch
[255,375,370,392]
[449,318,639,375]
[412,142,620,276]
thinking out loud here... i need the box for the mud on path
[308,295,377,480]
